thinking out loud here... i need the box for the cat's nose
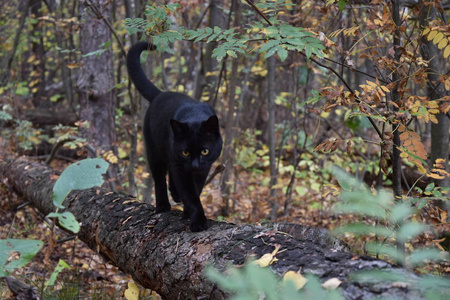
[191,158,201,171]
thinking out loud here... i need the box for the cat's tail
[126,42,161,102]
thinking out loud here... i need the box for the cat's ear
[201,115,220,133]
[170,119,188,138]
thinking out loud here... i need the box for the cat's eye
[182,150,190,157]
[201,149,210,156]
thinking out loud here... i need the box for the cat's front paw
[155,203,171,213]
[190,216,208,232]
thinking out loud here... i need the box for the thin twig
[205,164,225,186]
[245,0,273,26]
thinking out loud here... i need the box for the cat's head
[170,116,222,172]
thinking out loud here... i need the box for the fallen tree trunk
[0,156,432,299]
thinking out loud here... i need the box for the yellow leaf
[124,282,139,300]
[29,136,41,144]
[400,152,409,158]
[433,32,444,44]
[430,114,438,124]
[380,85,390,93]
[427,30,438,41]
[252,244,281,267]
[422,28,430,36]
[283,271,308,290]
[66,63,83,69]
[417,164,427,174]
[27,55,36,63]
[366,80,378,88]
[321,278,342,289]
[444,45,450,59]
[252,253,278,267]
[438,38,449,50]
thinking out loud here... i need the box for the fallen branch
[0,156,433,299]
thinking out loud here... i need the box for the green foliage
[52,158,109,209]
[350,269,450,299]
[50,158,109,233]
[0,104,13,121]
[0,239,43,277]
[47,212,80,235]
[45,259,70,288]
[0,104,46,151]
[331,167,448,268]
[206,263,344,300]
[123,2,324,61]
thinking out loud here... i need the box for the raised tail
[126,42,161,102]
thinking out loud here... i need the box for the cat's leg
[170,169,208,232]
[168,171,182,203]
[150,161,171,213]
[186,172,209,232]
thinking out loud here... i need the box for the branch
[245,0,273,26]
[306,54,384,140]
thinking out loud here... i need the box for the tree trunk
[30,0,48,109]
[219,0,241,216]
[0,0,30,85]
[195,0,227,101]
[77,0,119,189]
[1,156,439,300]
[267,56,278,220]
[419,1,450,190]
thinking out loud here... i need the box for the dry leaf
[252,244,281,267]
[321,277,342,289]
[283,271,308,290]
[124,282,139,300]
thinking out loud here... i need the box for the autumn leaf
[321,277,342,289]
[252,244,281,267]
[124,282,139,300]
[283,271,308,290]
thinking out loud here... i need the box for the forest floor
[1,155,449,299]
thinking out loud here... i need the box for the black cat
[126,42,223,232]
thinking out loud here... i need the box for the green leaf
[390,202,417,223]
[365,242,404,262]
[397,222,428,242]
[47,212,80,234]
[351,269,407,284]
[418,275,450,298]
[332,223,394,238]
[408,249,447,267]
[0,110,13,121]
[166,3,180,11]
[337,0,349,11]
[52,158,109,209]
[260,39,281,53]
[277,47,288,61]
[45,259,70,288]
[264,26,280,38]
[0,239,43,277]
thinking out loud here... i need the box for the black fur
[126,42,223,232]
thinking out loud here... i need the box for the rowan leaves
[314,139,344,153]
[427,158,450,180]
[407,97,440,124]
[423,28,450,58]
[398,125,428,174]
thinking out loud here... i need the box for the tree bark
[77,0,119,189]
[419,0,450,190]
[219,0,241,216]
[267,56,278,220]
[0,156,438,300]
